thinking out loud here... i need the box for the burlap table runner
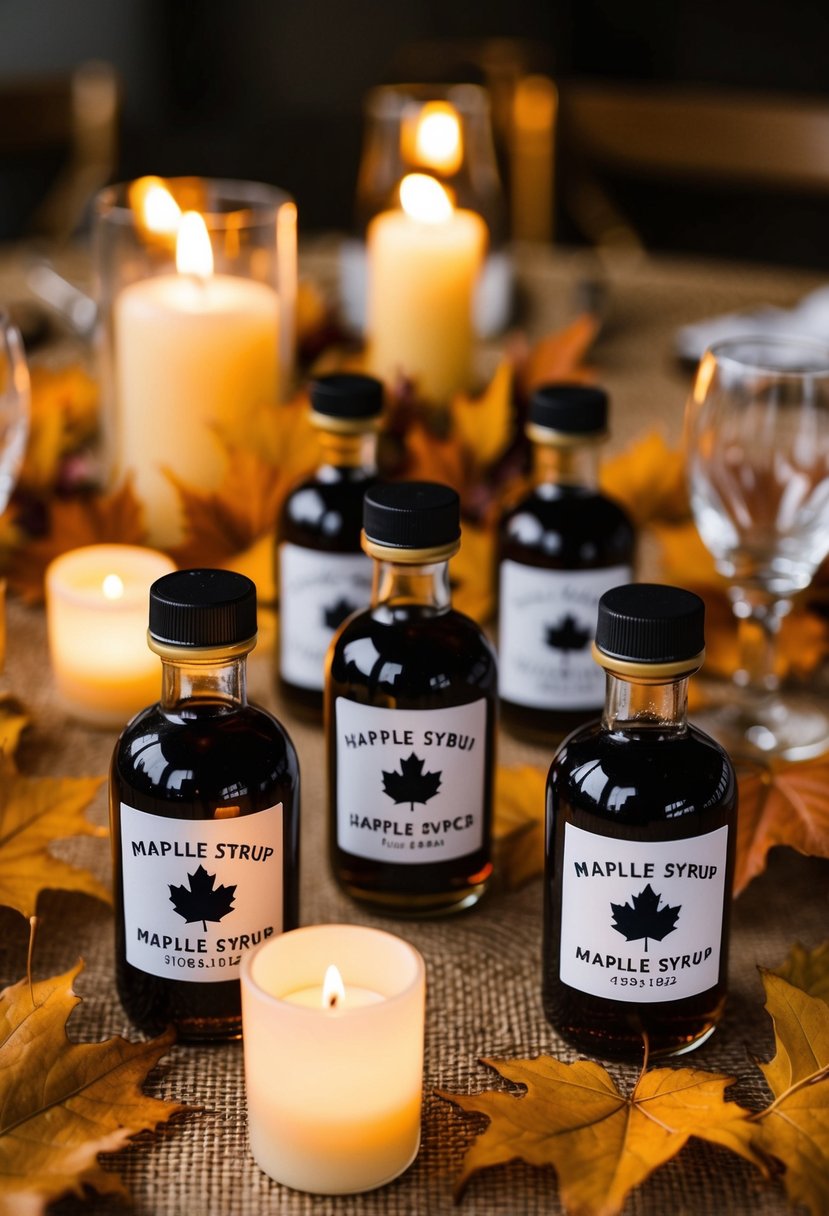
[1,245,826,1214]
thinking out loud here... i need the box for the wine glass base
[691,685,829,762]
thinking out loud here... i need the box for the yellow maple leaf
[741,972,829,1216]
[0,762,109,918]
[450,522,495,624]
[600,431,689,527]
[775,941,829,1006]
[451,360,514,470]
[0,961,189,1214]
[6,479,147,605]
[0,695,29,761]
[734,756,829,895]
[492,764,546,889]
[441,1053,760,1215]
[20,364,100,493]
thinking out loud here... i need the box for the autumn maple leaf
[0,962,189,1214]
[168,865,236,932]
[610,883,681,951]
[440,1052,760,1215]
[734,756,829,895]
[381,753,442,811]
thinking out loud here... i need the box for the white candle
[367,174,486,404]
[114,211,279,546]
[46,544,175,727]
[241,924,425,1195]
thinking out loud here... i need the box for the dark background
[2,0,829,266]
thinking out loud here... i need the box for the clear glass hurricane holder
[0,311,30,675]
[685,335,829,760]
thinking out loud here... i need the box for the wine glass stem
[730,586,791,697]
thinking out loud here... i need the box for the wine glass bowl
[685,336,829,759]
[0,310,30,515]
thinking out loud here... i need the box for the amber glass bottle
[110,569,300,1041]
[277,373,383,718]
[543,584,736,1061]
[327,481,497,915]
[498,384,634,739]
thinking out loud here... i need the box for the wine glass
[0,312,30,670]
[685,335,829,760]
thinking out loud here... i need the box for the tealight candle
[46,544,175,727]
[367,173,486,403]
[241,924,425,1195]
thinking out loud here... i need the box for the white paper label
[499,562,631,709]
[279,543,372,690]
[335,698,488,864]
[559,822,729,1002]
[120,802,283,982]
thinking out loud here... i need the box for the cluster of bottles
[110,374,736,1064]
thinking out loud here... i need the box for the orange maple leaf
[7,480,146,605]
[516,313,599,398]
[601,432,689,528]
[734,756,829,895]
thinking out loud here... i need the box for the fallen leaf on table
[440,1053,760,1215]
[450,523,495,624]
[492,765,546,889]
[601,432,689,527]
[0,696,29,762]
[7,479,146,605]
[0,762,109,918]
[774,941,829,1005]
[451,360,514,470]
[517,314,599,398]
[734,756,829,896]
[742,971,829,1216]
[20,364,100,493]
[400,421,472,499]
[0,961,189,1215]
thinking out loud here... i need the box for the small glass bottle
[543,584,736,1061]
[498,384,635,739]
[327,481,497,915]
[277,373,383,718]
[110,569,300,1041]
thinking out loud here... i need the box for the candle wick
[328,992,339,1009]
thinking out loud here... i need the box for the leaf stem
[751,1062,829,1120]
[26,915,37,1007]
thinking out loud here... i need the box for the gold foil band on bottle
[591,642,705,681]
[361,533,461,565]
[148,634,257,661]
[309,410,382,435]
[525,421,608,448]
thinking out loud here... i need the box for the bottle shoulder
[499,487,634,567]
[549,722,736,825]
[279,469,377,551]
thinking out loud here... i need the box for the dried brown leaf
[735,757,829,895]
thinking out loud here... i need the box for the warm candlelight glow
[322,963,346,1009]
[102,573,125,601]
[128,176,182,237]
[176,211,214,278]
[399,174,453,224]
[412,102,463,174]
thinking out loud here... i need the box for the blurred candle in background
[367,173,486,404]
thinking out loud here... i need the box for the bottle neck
[532,440,600,489]
[317,429,378,472]
[602,670,689,735]
[371,558,452,615]
[160,651,249,714]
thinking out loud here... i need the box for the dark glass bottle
[498,384,634,740]
[110,569,300,1042]
[543,584,736,1062]
[277,373,383,719]
[327,481,497,916]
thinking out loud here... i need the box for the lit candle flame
[176,211,214,279]
[399,174,453,224]
[102,573,125,601]
[129,176,181,236]
[322,963,346,1010]
[413,102,463,174]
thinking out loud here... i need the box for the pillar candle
[367,174,486,404]
[114,212,279,546]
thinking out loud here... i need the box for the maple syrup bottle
[498,384,634,740]
[110,569,300,1042]
[327,481,497,915]
[277,373,383,718]
[543,584,736,1062]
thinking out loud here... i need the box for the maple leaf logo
[169,865,236,932]
[381,752,442,811]
[610,883,680,952]
[545,613,591,653]
[323,597,358,630]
